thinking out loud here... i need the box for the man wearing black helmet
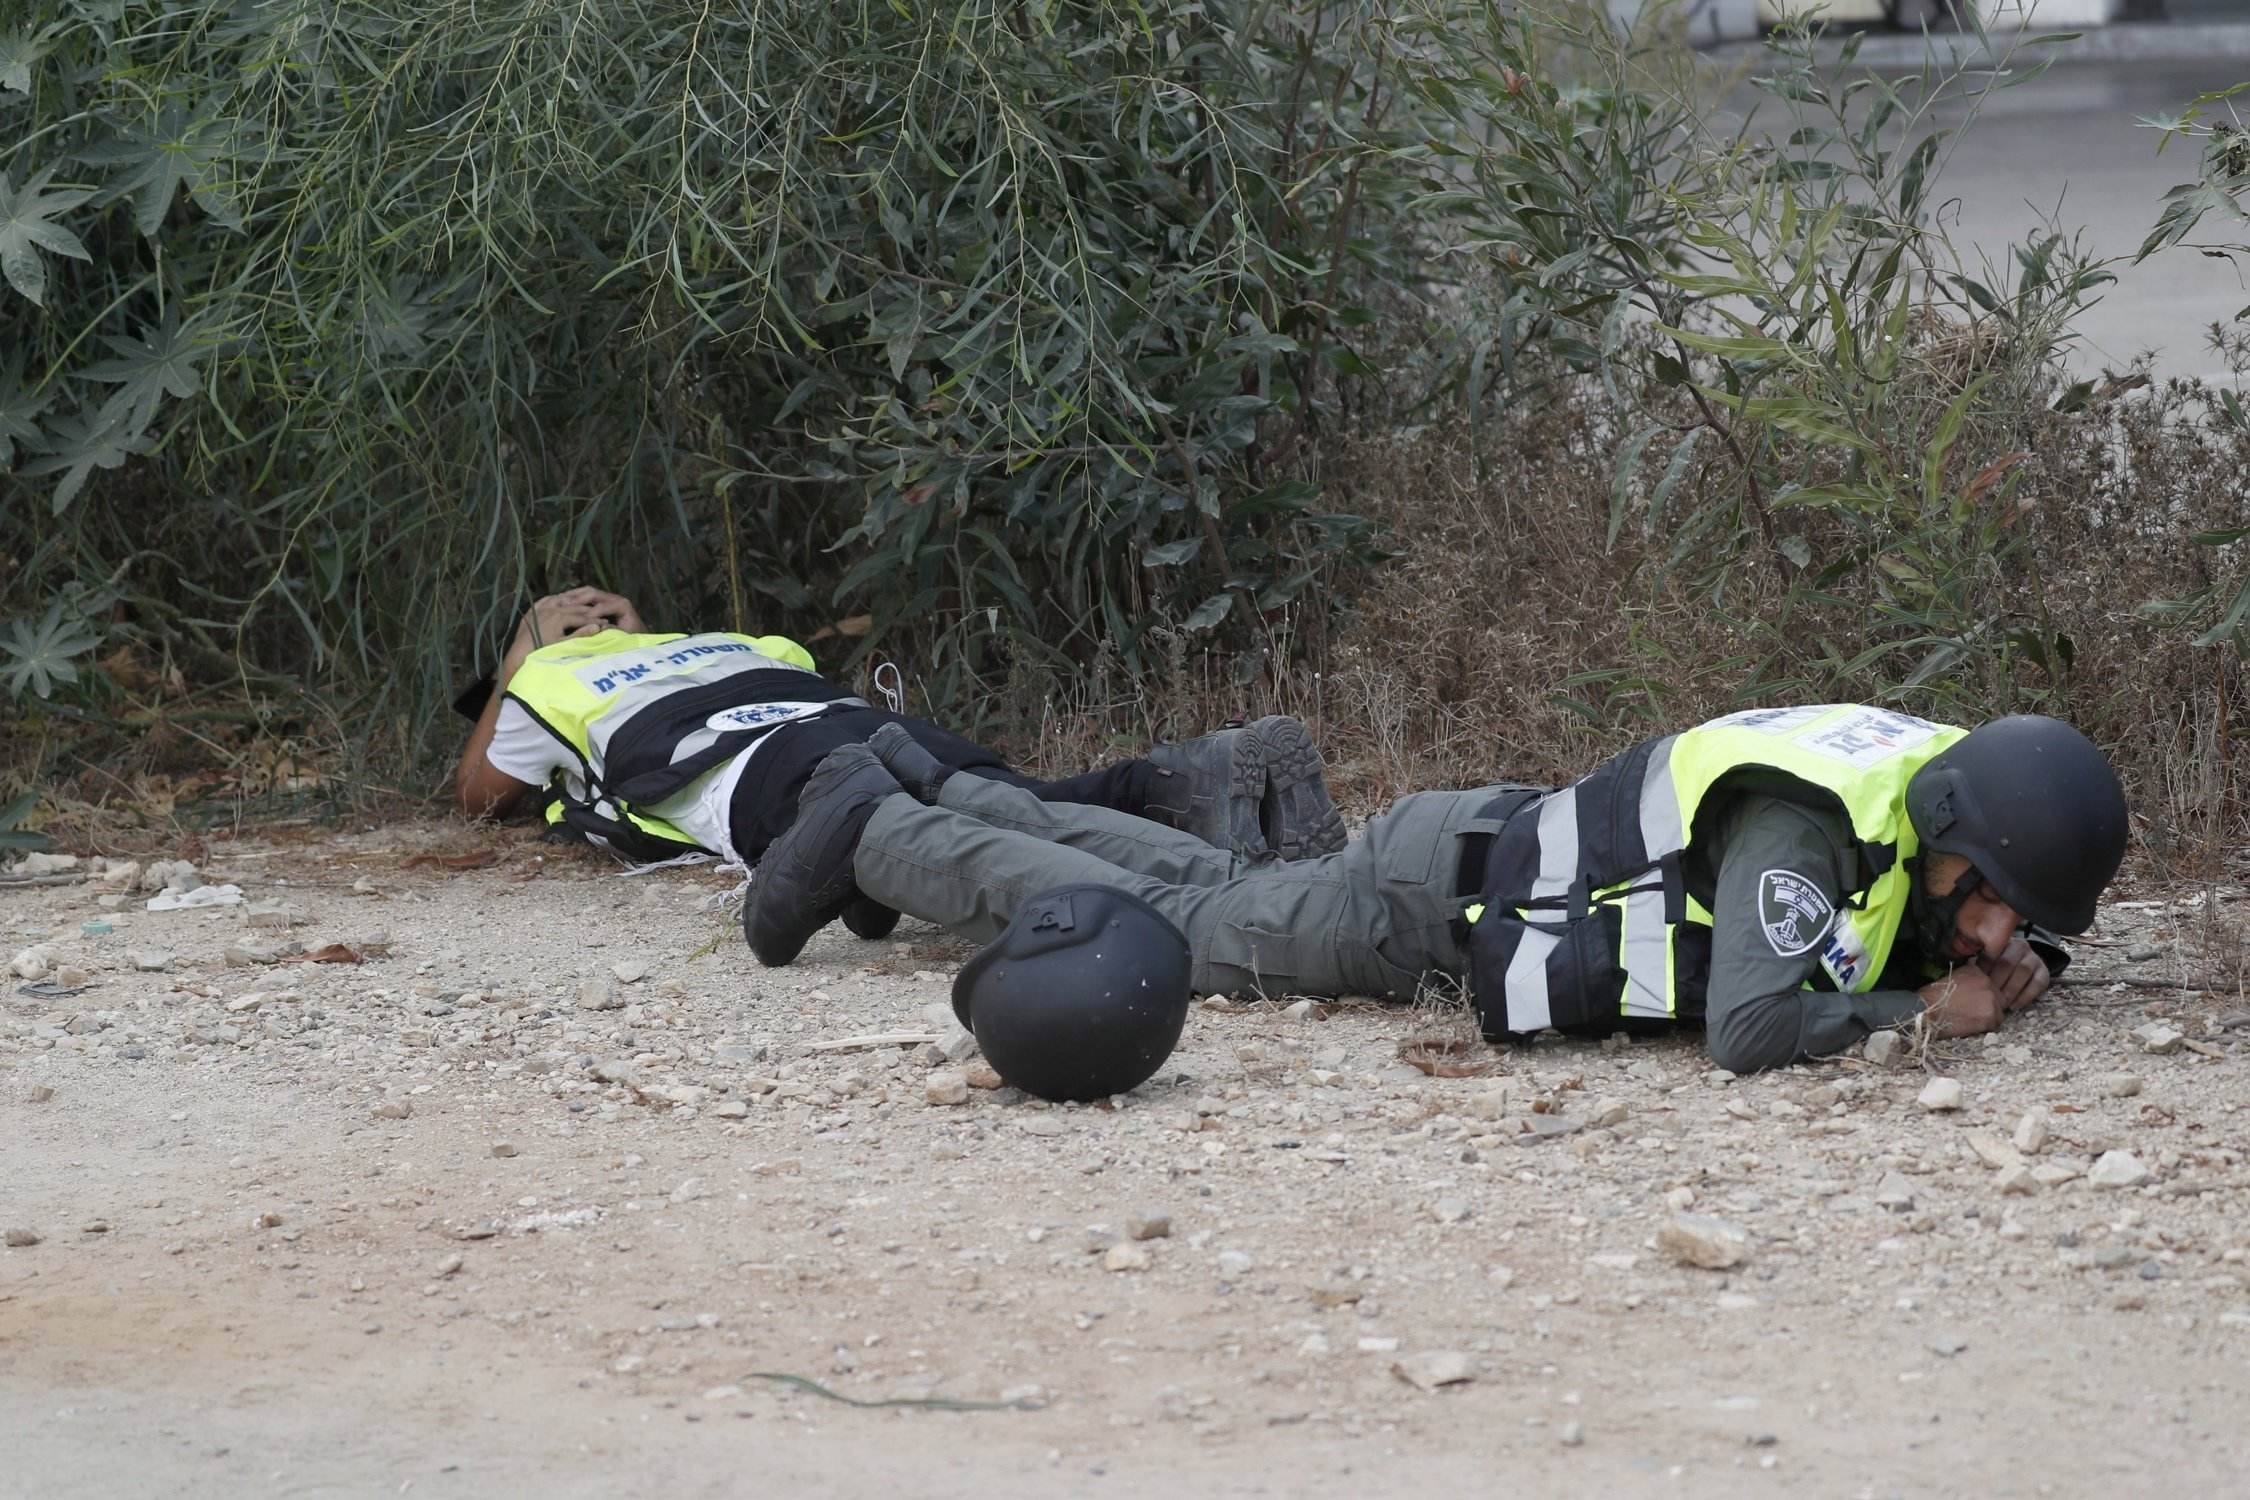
[745,705,2129,1074]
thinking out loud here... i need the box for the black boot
[1244,716,1347,860]
[866,722,954,803]
[1142,723,1268,858]
[1142,715,1347,861]
[744,744,904,966]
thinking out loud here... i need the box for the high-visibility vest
[501,630,865,860]
[1465,704,1966,1038]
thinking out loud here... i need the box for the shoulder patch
[1759,869,1835,957]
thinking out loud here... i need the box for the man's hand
[1979,933,2051,1014]
[1918,965,2006,1040]
[508,588,644,664]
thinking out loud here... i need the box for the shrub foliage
[1,0,1416,753]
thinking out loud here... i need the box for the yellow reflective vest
[1466,705,1966,1038]
[501,630,860,859]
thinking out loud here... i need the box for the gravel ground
[4,823,2249,1498]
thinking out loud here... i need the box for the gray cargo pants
[853,772,1512,999]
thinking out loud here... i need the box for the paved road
[1928,53,2250,381]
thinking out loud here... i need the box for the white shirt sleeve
[484,697,573,789]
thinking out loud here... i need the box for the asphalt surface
[1926,52,2250,380]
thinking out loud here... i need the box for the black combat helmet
[1904,715,2128,934]
[951,884,1192,1104]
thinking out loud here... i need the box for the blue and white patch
[1759,869,1835,957]
[703,700,833,734]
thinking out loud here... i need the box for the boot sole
[1248,716,1346,860]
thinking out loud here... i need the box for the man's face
[1921,851,2025,964]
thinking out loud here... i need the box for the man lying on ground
[745,704,2127,1073]
[453,587,1346,934]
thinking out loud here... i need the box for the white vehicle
[1758,0,2118,25]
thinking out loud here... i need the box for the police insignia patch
[1759,869,1834,957]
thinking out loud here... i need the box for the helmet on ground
[951,883,1192,1103]
[1904,715,2127,933]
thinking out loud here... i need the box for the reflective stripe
[1638,734,1684,853]
[1505,926,1557,1032]
[583,650,815,766]
[1532,790,1580,903]
[1619,883,1674,1019]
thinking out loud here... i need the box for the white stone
[1392,1351,1474,1391]
[925,1070,969,1106]
[1103,1243,1152,1273]
[1432,1198,1471,1225]
[2013,1109,2049,1155]
[1217,1249,1255,1278]
[575,978,623,1011]
[1864,1030,1905,1068]
[1996,1165,2034,1196]
[1283,999,1319,1020]
[1590,1098,1630,1130]
[8,945,58,981]
[2089,1150,2150,1189]
[1658,1213,1751,1270]
[1967,1131,2025,1171]
[2133,1023,2184,1056]
[1873,1172,1918,1211]
[1917,1077,1964,1112]
[11,853,77,875]
[612,961,650,985]
[2098,1072,2142,1099]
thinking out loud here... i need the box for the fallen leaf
[1398,1034,1504,1079]
[276,943,362,965]
[401,850,500,872]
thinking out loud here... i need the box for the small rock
[2133,1023,2184,1056]
[12,852,78,875]
[1967,1132,2025,1171]
[223,941,285,966]
[79,1220,109,1235]
[26,1085,53,1104]
[1995,1165,2034,1196]
[4,1228,41,1248]
[127,950,172,972]
[669,1177,705,1203]
[1391,1351,1474,1391]
[2030,1163,2081,1188]
[1658,1213,1751,1270]
[1282,999,1319,1020]
[1863,1031,1905,1068]
[2097,1072,2142,1099]
[370,1100,411,1121]
[1559,1420,1585,1447]
[612,961,650,985]
[1432,1198,1471,1225]
[925,1070,970,1106]
[1467,1089,1511,1121]
[491,1142,518,1159]
[2013,1110,2049,1155]
[576,977,623,1011]
[711,1101,750,1120]
[1217,1249,1254,1278]
[1126,1214,1172,1242]
[1589,1098,1630,1130]
[9,945,59,981]
[1103,1243,1152,1273]
[1873,1172,1918,1211]
[964,1060,1004,1090]
[2089,1150,2150,1189]
[1929,1333,1968,1357]
[434,1253,464,1278]
[1917,1077,1964,1112]
[245,900,308,930]
[2126,943,2161,963]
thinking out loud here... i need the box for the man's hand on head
[508,588,646,669]
[1979,932,2050,1013]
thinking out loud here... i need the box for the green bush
[0,0,1424,760]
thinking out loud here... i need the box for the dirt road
[5,827,2247,1497]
